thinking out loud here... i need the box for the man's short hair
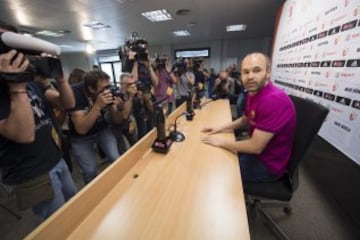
[120,72,133,83]
[83,70,110,90]
[241,52,271,71]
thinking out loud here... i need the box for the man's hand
[201,127,221,135]
[201,135,224,147]
[128,51,136,60]
[127,83,138,97]
[0,50,29,73]
[113,96,125,110]
[94,90,114,109]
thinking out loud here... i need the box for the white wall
[60,52,94,78]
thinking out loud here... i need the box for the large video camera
[172,58,187,75]
[0,32,62,83]
[119,32,148,62]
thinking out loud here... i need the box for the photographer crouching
[211,71,237,103]
[68,71,124,184]
[122,35,158,138]
[0,21,77,220]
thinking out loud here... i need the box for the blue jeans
[32,159,77,220]
[236,91,247,117]
[71,127,120,184]
[238,153,279,182]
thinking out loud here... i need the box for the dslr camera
[108,85,127,101]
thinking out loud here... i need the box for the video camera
[0,32,62,83]
[118,32,148,62]
[172,58,187,75]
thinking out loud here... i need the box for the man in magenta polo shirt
[201,52,296,182]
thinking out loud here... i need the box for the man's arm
[201,128,274,154]
[148,65,159,88]
[185,72,195,86]
[0,50,34,143]
[202,115,248,134]
[45,77,75,110]
[70,90,113,135]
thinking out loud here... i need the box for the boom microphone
[0,32,61,56]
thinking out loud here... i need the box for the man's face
[240,54,270,94]
[94,78,111,95]
[121,76,137,91]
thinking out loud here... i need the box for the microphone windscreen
[0,32,61,56]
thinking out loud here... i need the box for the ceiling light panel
[36,30,64,37]
[141,9,172,22]
[173,30,190,36]
[226,24,247,32]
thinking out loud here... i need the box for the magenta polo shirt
[244,81,296,177]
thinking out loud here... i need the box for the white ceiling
[0,0,285,53]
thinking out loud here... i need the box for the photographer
[123,39,158,138]
[193,58,209,92]
[68,70,123,184]
[211,71,236,102]
[111,72,138,150]
[153,55,177,115]
[174,58,195,107]
[0,21,77,220]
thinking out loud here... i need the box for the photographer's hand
[0,50,29,73]
[94,90,114,110]
[128,51,136,60]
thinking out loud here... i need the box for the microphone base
[170,131,186,142]
[186,111,195,121]
[152,137,173,154]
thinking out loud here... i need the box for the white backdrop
[271,0,360,165]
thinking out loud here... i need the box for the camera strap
[0,71,33,83]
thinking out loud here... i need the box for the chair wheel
[283,207,292,215]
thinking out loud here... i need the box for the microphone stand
[151,100,172,153]
[170,112,186,142]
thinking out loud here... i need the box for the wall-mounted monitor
[175,47,210,59]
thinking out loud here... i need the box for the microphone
[151,99,173,153]
[186,89,195,121]
[169,112,187,142]
[0,32,61,56]
[193,83,203,109]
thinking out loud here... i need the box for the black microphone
[151,99,172,153]
[170,112,187,142]
[0,32,61,56]
[193,83,203,109]
[186,89,195,121]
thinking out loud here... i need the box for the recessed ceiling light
[226,24,247,32]
[173,30,190,36]
[141,9,172,22]
[83,21,111,30]
[36,30,64,37]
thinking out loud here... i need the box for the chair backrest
[287,95,329,182]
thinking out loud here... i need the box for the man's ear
[87,85,97,95]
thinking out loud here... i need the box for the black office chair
[244,95,329,240]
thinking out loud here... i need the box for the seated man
[201,52,296,182]
[69,70,124,184]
